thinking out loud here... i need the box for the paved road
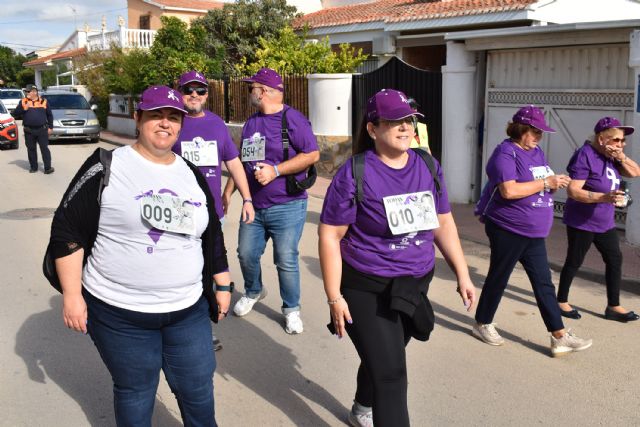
[1,131,639,426]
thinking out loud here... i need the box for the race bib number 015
[181,139,218,167]
[140,194,196,236]
[241,136,266,162]
[383,191,439,235]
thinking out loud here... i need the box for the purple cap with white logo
[178,70,208,87]
[242,67,284,92]
[594,116,634,136]
[366,89,424,122]
[137,85,187,114]
[512,105,556,133]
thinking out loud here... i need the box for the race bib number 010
[383,191,439,235]
[140,194,196,236]
[241,136,266,162]
[181,139,219,166]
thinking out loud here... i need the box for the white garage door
[483,44,635,225]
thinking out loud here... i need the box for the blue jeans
[237,199,307,313]
[85,291,217,427]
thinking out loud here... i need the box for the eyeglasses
[608,137,626,143]
[380,117,417,128]
[181,86,207,96]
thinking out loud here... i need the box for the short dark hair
[506,122,538,140]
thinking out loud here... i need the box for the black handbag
[281,109,317,195]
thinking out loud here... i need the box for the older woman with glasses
[473,105,592,357]
[557,117,640,322]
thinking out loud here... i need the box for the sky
[0,0,129,55]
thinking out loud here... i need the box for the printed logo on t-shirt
[531,196,553,208]
[606,167,620,191]
[389,232,418,251]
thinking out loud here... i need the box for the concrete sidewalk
[101,129,640,286]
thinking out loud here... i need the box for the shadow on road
[15,296,182,426]
[216,302,346,426]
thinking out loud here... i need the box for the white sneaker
[348,409,373,427]
[550,329,592,357]
[284,311,303,334]
[233,291,266,317]
[472,323,505,346]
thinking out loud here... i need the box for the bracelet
[327,295,344,305]
[619,156,627,164]
[274,164,280,177]
[215,282,235,293]
[243,198,252,204]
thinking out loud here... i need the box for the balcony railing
[88,28,156,51]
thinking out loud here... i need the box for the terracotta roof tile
[295,0,538,29]
[150,0,224,10]
[24,47,87,67]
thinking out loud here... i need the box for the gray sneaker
[472,323,505,346]
[550,329,592,357]
[348,409,373,427]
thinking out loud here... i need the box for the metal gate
[352,57,443,161]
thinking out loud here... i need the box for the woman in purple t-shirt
[557,117,640,322]
[318,89,476,427]
[473,105,592,357]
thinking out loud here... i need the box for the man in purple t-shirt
[224,68,319,334]
[172,70,255,351]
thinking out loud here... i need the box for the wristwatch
[215,282,234,293]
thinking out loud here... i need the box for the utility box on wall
[307,73,352,136]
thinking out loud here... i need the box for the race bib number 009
[241,136,266,162]
[140,194,196,236]
[383,191,439,235]
[181,139,218,166]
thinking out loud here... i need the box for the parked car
[40,90,101,143]
[0,88,25,114]
[0,100,19,149]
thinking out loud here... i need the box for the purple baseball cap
[242,67,284,92]
[512,105,556,133]
[366,89,424,122]
[178,70,208,87]
[137,85,187,114]
[594,117,634,135]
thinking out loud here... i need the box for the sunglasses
[608,137,626,143]
[380,117,418,128]
[181,86,207,96]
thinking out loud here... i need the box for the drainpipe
[627,30,640,245]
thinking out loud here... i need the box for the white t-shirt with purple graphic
[563,141,620,233]
[485,139,555,238]
[320,149,450,278]
[172,110,239,219]
[83,145,209,313]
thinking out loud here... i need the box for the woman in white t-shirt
[49,85,231,426]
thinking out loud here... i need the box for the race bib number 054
[241,136,266,162]
[140,194,196,236]
[383,191,439,235]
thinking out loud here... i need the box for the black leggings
[557,226,622,306]
[343,286,412,427]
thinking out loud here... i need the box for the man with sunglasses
[172,70,255,351]
[224,67,319,334]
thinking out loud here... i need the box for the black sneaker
[213,338,222,352]
[29,169,37,173]
[44,167,55,174]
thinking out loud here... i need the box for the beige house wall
[128,0,206,30]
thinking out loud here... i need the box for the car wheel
[91,137,100,144]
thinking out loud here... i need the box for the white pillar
[441,41,477,203]
[626,30,640,245]
[34,70,43,88]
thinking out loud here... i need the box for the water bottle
[616,181,632,208]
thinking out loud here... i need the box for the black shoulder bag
[281,108,317,195]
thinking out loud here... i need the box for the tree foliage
[192,0,300,75]
[0,46,29,87]
[237,27,368,75]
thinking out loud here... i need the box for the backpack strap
[351,152,366,203]
[412,147,441,195]
[97,148,113,202]
[281,108,290,160]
